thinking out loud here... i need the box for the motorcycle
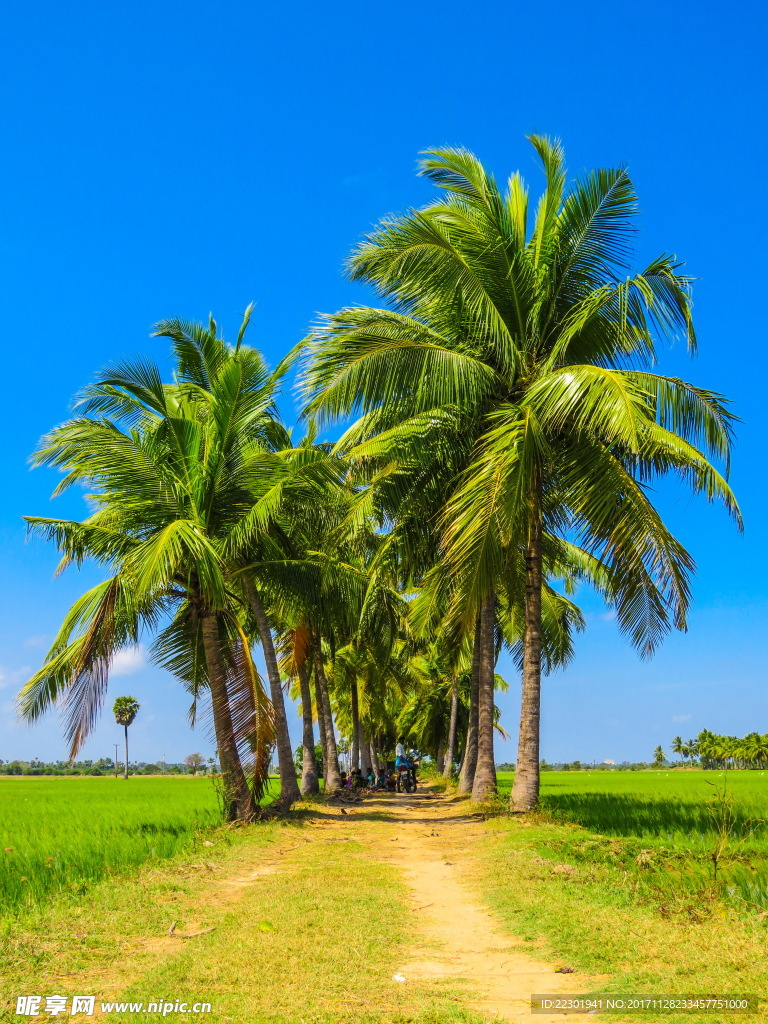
[396,762,414,793]
[396,758,420,793]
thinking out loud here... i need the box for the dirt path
[320,789,599,1023]
[28,788,601,1023]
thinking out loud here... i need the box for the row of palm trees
[19,137,740,816]
[696,730,768,770]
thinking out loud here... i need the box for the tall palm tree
[18,312,280,820]
[672,735,685,763]
[301,137,740,809]
[687,738,699,765]
[149,314,311,810]
[279,625,320,796]
[113,695,139,779]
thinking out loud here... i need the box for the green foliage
[113,695,140,727]
[293,743,323,778]
[697,729,768,769]
[301,136,740,808]
[19,138,742,818]
[302,137,740,649]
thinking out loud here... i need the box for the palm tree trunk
[313,665,329,782]
[350,679,360,770]
[244,579,301,809]
[472,591,497,801]
[360,726,372,776]
[314,645,342,791]
[200,611,255,822]
[443,675,459,777]
[297,661,319,796]
[123,723,129,780]
[511,495,543,812]
[369,737,379,772]
[458,617,481,794]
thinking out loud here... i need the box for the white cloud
[23,635,51,649]
[671,714,692,722]
[0,666,32,690]
[110,646,147,677]
[600,611,617,622]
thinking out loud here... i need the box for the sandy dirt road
[322,788,600,1023]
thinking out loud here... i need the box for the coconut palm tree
[279,625,320,796]
[18,312,282,820]
[301,137,741,810]
[653,745,665,766]
[672,735,685,764]
[687,738,699,765]
[113,696,139,779]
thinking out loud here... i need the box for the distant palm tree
[113,696,139,779]
[672,735,685,764]
[653,744,665,767]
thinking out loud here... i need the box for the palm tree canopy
[18,313,280,776]
[113,695,140,727]
[301,137,741,649]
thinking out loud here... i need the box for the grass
[467,771,768,1024]
[0,800,486,1024]
[496,770,768,911]
[498,769,768,843]
[0,777,275,914]
[5,770,768,1023]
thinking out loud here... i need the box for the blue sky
[0,0,765,765]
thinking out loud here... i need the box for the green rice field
[498,769,768,910]
[0,777,230,913]
[4,771,768,918]
[499,770,768,844]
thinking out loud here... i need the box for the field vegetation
[473,805,768,1024]
[2,775,767,1024]
[496,770,768,913]
[0,778,242,913]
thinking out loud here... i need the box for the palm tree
[18,312,282,821]
[302,137,740,810]
[672,735,685,764]
[148,315,310,810]
[653,745,665,767]
[280,626,320,796]
[113,696,139,779]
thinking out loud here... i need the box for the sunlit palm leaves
[302,136,740,808]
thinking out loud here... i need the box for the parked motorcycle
[396,763,414,793]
